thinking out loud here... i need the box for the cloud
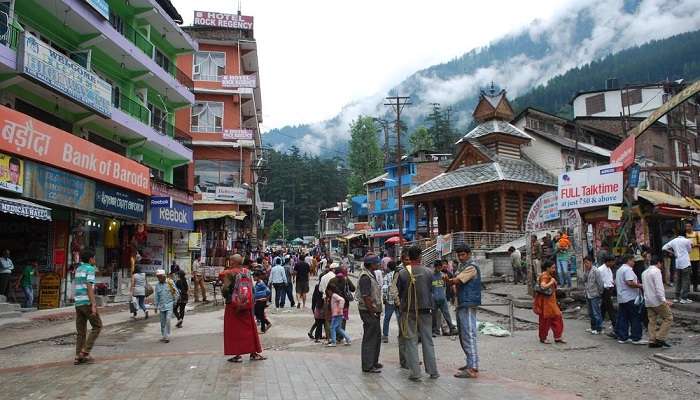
[293,0,700,155]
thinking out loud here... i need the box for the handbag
[144,281,154,297]
[534,283,553,296]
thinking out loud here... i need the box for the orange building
[176,12,262,272]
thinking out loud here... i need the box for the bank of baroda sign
[558,164,623,210]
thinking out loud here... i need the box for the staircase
[0,295,22,319]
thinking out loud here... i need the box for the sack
[144,281,154,297]
[232,269,254,311]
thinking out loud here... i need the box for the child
[327,286,351,347]
[308,282,324,342]
[253,271,272,333]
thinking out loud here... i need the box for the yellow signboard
[188,232,202,250]
[0,152,23,193]
[608,206,623,221]
[38,272,61,309]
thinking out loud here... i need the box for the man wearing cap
[357,255,383,373]
[397,245,439,381]
[154,269,178,343]
[449,245,481,378]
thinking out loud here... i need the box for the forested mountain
[262,0,700,156]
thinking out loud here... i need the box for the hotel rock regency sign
[0,105,150,195]
[558,164,623,210]
[193,11,254,30]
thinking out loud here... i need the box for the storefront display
[135,231,165,274]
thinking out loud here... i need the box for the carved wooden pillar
[479,193,487,231]
[499,191,507,232]
[414,203,420,237]
[518,192,524,231]
[445,198,452,233]
[427,201,433,237]
[461,196,468,232]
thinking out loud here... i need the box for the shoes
[382,336,389,343]
[297,303,301,309]
[344,339,351,346]
[680,299,694,304]
[631,339,648,345]
[454,368,478,379]
[145,311,149,319]
[658,340,672,348]
[408,376,421,382]
[327,343,337,347]
[554,339,567,344]
[617,339,632,344]
[585,328,593,333]
[308,332,314,340]
[374,363,383,369]
[648,341,662,348]
[429,374,440,379]
[672,299,680,303]
[363,367,381,373]
[590,330,600,335]
[176,320,183,328]
[160,337,170,343]
[606,332,617,339]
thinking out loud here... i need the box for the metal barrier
[479,299,515,336]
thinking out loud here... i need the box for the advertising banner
[136,232,165,274]
[525,191,560,231]
[38,272,61,309]
[558,164,623,210]
[94,183,146,219]
[0,152,22,193]
[151,180,193,205]
[188,232,202,250]
[222,129,254,140]
[24,161,94,210]
[193,11,254,30]
[610,135,635,170]
[215,186,248,202]
[260,201,274,210]
[149,201,194,231]
[0,105,150,195]
[19,33,112,117]
[221,75,257,88]
[150,196,172,208]
[84,0,109,19]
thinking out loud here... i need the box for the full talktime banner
[558,164,623,210]
[193,11,254,30]
[0,105,150,195]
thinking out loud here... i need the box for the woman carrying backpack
[221,254,266,362]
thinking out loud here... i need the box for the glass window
[194,160,241,193]
[154,48,171,73]
[193,51,225,81]
[148,103,168,135]
[191,102,223,132]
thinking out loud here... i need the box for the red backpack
[232,269,254,311]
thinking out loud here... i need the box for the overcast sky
[172,0,570,131]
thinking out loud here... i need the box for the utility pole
[281,199,286,247]
[374,118,391,164]
[385,95,411,252]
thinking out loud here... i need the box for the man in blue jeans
[431,260,457,336]
[449,245,481,379]
[615,255,646,344]
[269,258,288,309]
[583,256,604,334]
[381,261,399,343]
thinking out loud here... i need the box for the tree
[268,219,288,241]
[409,126,435,153]
[347,116,384,195]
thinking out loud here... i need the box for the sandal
[540,339,551,344]
[227,356,243,363]
[250,353,267,361]
[454,368,478,379]
[555,339,567,344]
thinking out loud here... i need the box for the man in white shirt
[662,232,693,304]
[597,256,617,331]
[269,259,288,309]
[0,249,14,300]
[615,255,645,345]
[642,256,673,348]
[319,262,336,299]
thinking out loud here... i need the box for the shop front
[193,206,248,280]
[148,192,194,275]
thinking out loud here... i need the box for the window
[681,178,691,197]
[148,103,168,135]
[154,48,171,73]
[621,89,642,107]
[109,11,124,34]
[150,167,164,181]
[679,143,690,166]
[193,51,225,81]
[585,93,606,115]
[194,160,241,193]
[191,102,223,132]
[653,145,665,162]
[381,189,388,200]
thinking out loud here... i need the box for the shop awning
[193,210,247,221]
[638,190,700,210]
[0,196,52,221]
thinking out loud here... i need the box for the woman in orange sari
[221,254,266,362]
[533,260,567,344]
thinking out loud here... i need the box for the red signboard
[0,105,150,195]
[193,11,254,30]
[610,135,635,170]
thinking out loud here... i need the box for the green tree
[268,219,288,241]
[347,116,384,195]
[408,126,435,153]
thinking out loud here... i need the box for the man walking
[17,259,37,308]
[615,255,645,345]
[154,269,179,343]
[397,246,439,381]
[663,231,693,303]
[449,245,481,379]
[294,255,311,308]
[269,258,288,309]
[508,247,523,284]
[192,257,208,303]
[643,256,673,348]
[583,256,604,335]
[0,249,14,299]
[357,255,383,374]
[684,222,700,293]
[74,249,102,364]
[531,235,542,278]
[390,248,410,369]
[597,256,617,332]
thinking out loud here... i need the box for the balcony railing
[0,18,21,50]
[122,23,154,58]
[114,93,150,125]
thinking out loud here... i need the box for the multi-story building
[319,202,350,255]
[366,151,447,248]
[0,0,198,306]
[176,10,262,277]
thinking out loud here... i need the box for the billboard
[558,164,623,210]
[193,11,254,30]
[610,135,635,170]
[222,129,254,140]
[0,105,150,195]
[215,186,248,202]
[221,75,257,88]
[0,152,22,193]
[149,201,194,231]
[19,32,112,117]
[94,183,146,219]
[525,191,560,231]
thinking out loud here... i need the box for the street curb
[650,355,700,377]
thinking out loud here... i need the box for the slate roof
[526,128,611,158]
[403,155,556,198]
[457,120,533,143]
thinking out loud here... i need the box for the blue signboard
[24,161,95,210]
[85,0,110,19]
[628,163,641,188]
[20,32,112,117]
[149,201,194,231]
[151,196,172,208]
[94,183,146,219]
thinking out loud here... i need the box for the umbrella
[385,236,402,245]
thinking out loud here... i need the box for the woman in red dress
[221,254,266,362]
